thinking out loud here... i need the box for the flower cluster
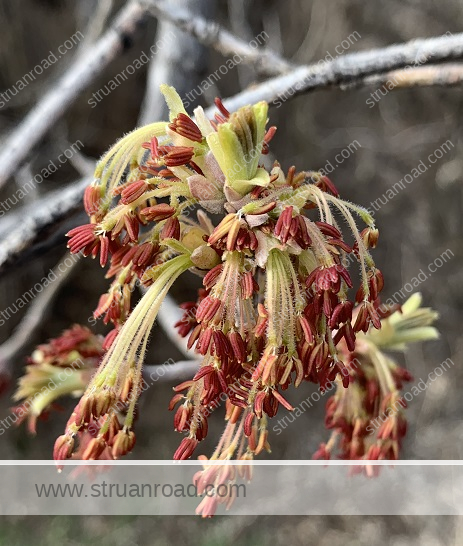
[314,293,438,463]
[13,325,103,434]
[15,86,439,513]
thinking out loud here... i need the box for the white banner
[1,461,463,516]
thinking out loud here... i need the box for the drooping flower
[315,293,439,464]
[16,85,438,495]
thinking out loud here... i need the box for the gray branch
[139,0,213,124]
[0,0,150,189]
[210,32,463,113]
[342,62,463,90]
[141,0,293,77]
[0,178,88,277]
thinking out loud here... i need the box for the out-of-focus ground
[0,0,463,543]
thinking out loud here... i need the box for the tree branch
[207,32,463,113]
[0,178,88,277]
[141,0,294,77]
[0,0,150,189]
[139,0,213,124]
[143,1,463,102]
[342,62,463,90]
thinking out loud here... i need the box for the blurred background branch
[141,0,294,77]
[343,62,463,90]
[0,0,149,188]
[139,0,212,123]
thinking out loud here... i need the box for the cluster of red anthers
[314,332,413,463]
[16,86,435,498]
[12,325,104,435]
[61,92,387,466]
[170,218,384,461]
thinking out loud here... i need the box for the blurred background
[0,0,462,543]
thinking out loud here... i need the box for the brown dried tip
[360,227,379,249]
[90,390,115,419]
[111,430,136,459]
[82,437,107,460]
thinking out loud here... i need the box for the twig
[141,0,294,77]
[143,360,199,382]
[143,1,463,101]
[0,178,88,277]
[342,62,463,90]
[0,0,149,189]
[77,0,115,52]
[0,252,80,376]
[205,32,463,113]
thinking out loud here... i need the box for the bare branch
[206,32,463,113]
[342,62,463,90]
[141,0,294,77]
[143,2,463,103]
[0,178,88,277]
[0,0,150,189]
[139,0,213,124]
[78,0,115,51]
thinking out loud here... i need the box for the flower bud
[190,245,221,270]
[54,434,74,461]
[112,430,136,459]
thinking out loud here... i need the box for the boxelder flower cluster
[14,85,438,511]
[314,293,438,464]
[13,325,103,437]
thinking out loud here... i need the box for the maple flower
[62,83,383,463]
[315,293,439,463]
[16,84,438,486]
